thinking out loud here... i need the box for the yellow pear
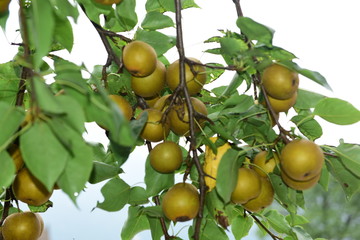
[131,60,166,97]
[149,141,183,173]
[242,176,274,212]
[280,139,324,181]
[262,63,299,100]
[168,97,207,136]
[252,151,278,177]
[109,94,133,121]
[162,183,200,222]
[281,170,321,191]
[122,41,157,77]
[12,168,53,206]
[166,58,206,95]
[137,108,170,142]
[2,212,41,240]
[231,167,262,204]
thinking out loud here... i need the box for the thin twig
[248,211,284,240]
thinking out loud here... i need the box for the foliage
[1,0,360,240]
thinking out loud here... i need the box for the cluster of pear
[7,145,53,207]
[203,137,324,213]
[106,40,208,222]
[1,211,44,240]
[108,40,208,142]
[261,63,299,115]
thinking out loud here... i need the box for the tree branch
[248,211,284,240]
[174,1,207,239]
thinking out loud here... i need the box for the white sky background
[1,0,360,239]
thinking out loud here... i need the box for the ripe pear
[203,137,231,191]
[266,91,297,113]
[137,108,170,142]
[143,95,160,108]
[162,183,200,222]
[2,212,41,240]
[109,94,133,121]
[281,170,321,191]
[242,176,274,212]
[252,151,278,177]
[231,167,262,204]
[122,41,157,77]
[131,60,166,97]
[12,168,53,206]
[153,94,171,112]
[166,58,206,95]
[168,97,208,136]
[149,141,183,173]
[262,63,299,100]
[280,139,324,181]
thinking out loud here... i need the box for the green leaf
[141,11,174,30]
[314,98,360,125]
[52,0,79,20]
[32,76,64,115]
[121,206,150,240]
[144,156,174,197]
[294,89,326,109]
[231,215,253,240]
[236,17,274,47]
[0,61,21,104]
[135,29,176,56]
[96,177,130,211]
[216,148,243,203]
[53,15,74,52]
[281,61,331,91]
[20,121,68,191]
[28,200,53,212]
[76,0,112,24]
[128,187,149,205]
[325,155,360,200]
[147,215,167,240]
[264,210,292,234]
[28,0,55,69]
[55,95,86,134]
[220,37,248,58]
[269,174,297,213]
[285,214,309,226]
[0,102,24,147]
[54,124,93,201]
[115,0,137,31]
[140,206,164,218]
[291,114,323,140]
[89,161,123,184]
[201,219,229,240]
[0,150,15,188]
[0,11,10,30]
[220,73,244,97]
[336,142,360,178]
[292,226,313,240]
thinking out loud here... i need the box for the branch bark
[174,1,207,239]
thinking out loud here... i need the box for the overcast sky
[1,0,360,239]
